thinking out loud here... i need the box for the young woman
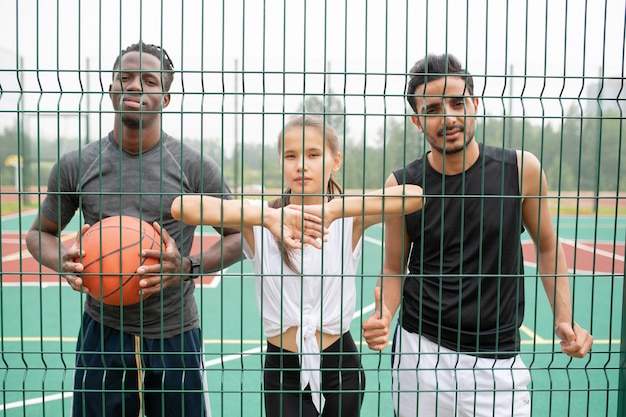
[171,115,423,417]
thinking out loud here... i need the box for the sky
[1,0,624,149]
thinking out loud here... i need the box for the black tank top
[393,143,524,358]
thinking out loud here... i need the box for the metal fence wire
[1,1,625,416]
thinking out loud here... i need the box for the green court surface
[1,212,624,416]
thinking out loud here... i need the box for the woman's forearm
[171,196,268,228]
[327,184,423,220]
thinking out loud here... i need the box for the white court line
[204,345,265,367]
[2,238,24,244]
[1,233,74,263]
[0,209,38,221]
[3,233,621,410]
[1,392,73,411]
[0,308,620,411]
[520,324,546,343]
[0,257,374,410]
[561,238,625,263]
[1,331,620,411]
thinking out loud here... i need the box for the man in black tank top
[362,54,593,417]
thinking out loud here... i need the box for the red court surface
[521,240,624,275]
[2,232,221,285]
[3,231,623,284]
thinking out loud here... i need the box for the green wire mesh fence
[1,1,625,416]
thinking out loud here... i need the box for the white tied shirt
[242,201,362,412]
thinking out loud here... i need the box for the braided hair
[112,41,175,91]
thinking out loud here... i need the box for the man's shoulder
[393,156,426,184]
[161,133,204,160]
[59,136,109,165]
[481,143,518,165]
[160,133,225,182]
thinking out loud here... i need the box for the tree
[299,93,348,137]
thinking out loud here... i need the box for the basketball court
[1,209,624,416]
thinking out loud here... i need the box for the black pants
[263,332,365,417]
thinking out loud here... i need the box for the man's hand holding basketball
[65,224,90,293]
[137,222,185,296]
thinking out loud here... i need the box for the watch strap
[185,255,201,280]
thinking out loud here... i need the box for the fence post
[618,282,626,416]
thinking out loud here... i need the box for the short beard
[121,115,141,129]
[429,134,474,155]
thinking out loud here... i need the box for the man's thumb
[373,286,382,316]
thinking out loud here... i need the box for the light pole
[17,54,29,205]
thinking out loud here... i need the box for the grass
[549,199,626,217]
[2,195,624,217]
[1,200,38,216]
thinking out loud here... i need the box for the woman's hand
[265,206,328,249]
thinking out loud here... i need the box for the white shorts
[392,327,531,417]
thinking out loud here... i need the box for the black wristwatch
[186,256,201,280]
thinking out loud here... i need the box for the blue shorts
[72,313,210,417]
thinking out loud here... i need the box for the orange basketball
[77,215,163,306]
